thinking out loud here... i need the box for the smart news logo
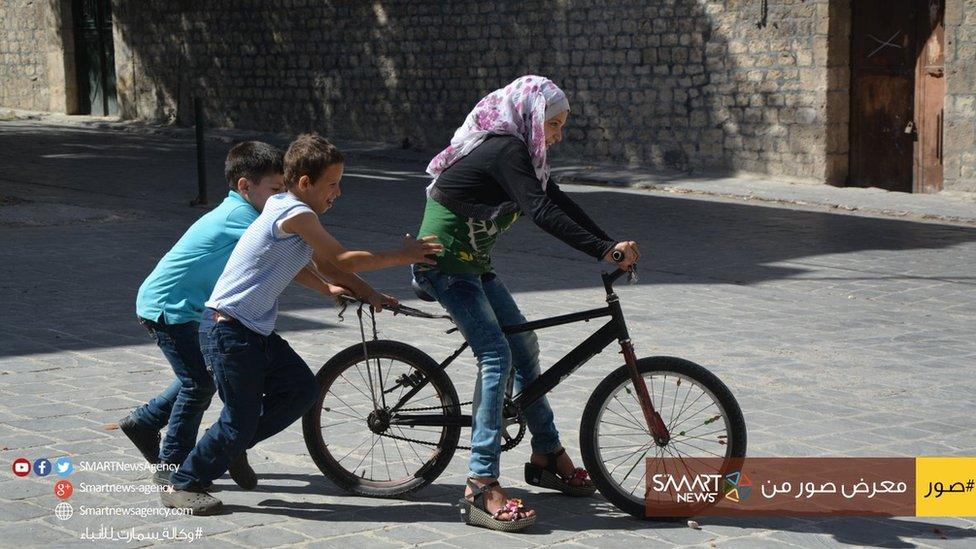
[723,470,753,502]
[651,470,753,504]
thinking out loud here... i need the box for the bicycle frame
[386,269,672,444]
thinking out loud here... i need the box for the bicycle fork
[608,290,671,446]
[620,339,671,446]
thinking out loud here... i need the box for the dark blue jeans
[130,378,179,433]
[170,309,319,490]
[131,318,216,465]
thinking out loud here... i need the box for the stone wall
[945,0,976,191]
[111,0,834,181]
[4,0,973,190]
[0,0,75,112]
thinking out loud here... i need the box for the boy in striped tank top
[123,141,289,488]
[163,134,442,514]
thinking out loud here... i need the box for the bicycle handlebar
[336,294,452,320]
[603,250,638,292]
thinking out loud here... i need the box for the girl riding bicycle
[413,75,640,530]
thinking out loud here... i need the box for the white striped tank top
[206,192,315,335]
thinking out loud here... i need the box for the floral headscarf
[426,75,569,190]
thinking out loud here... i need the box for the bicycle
[302,263,746,519]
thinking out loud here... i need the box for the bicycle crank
[501,414,526,451]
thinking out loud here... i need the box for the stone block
[796,106,819,125]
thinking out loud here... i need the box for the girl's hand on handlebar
[604,241,640,270]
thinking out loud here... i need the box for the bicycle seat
[411,278,436,302]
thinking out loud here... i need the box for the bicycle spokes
[594,372,732,504]
[321,356,453,483]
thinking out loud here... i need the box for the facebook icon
[33,458,51,477]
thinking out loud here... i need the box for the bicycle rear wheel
[580,356,746,519]
[302,340,461,497]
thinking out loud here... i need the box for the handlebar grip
[611,250,624,262]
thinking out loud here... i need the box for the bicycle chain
[386,401,474,450]
[378,429,473,450]
[380,401,526,452]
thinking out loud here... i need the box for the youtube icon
[12,458,31,477]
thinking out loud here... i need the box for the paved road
[1,119,974,547]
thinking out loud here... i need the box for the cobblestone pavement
[1,119,975,547]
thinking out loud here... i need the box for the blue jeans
[131,318,216,465]
[130,379,179,432]
[413,267,561,479]
[170,309,319,490]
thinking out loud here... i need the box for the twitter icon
[55,457,73,477]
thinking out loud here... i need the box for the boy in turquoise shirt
[122,141,337,487]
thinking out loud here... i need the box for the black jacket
[429,135,616,260]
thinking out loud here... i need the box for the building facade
[2,0,974,192]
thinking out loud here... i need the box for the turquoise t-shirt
[136,191,258,324]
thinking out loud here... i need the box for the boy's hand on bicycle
[604,241,640,270]
[401,234,443,265]
[325,283,352,304]
[366,289,399,312]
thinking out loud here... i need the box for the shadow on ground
[214,474,973,547]
[2,122,976,359]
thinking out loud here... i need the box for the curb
[550,170,976,227]
[5,109,975,226]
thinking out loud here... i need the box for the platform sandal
[458,479,536,532]
[524,447,597,496]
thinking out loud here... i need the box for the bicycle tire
[302,340,461,498]
[580,356,746,519]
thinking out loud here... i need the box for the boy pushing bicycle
[161,133,441,514]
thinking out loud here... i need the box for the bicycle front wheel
[302,340,461,497]
[580,356,746,519]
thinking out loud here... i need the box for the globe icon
[54,502,73,521]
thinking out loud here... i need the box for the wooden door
[72,0,118,116]
[850,0,919,192]
[914,0,945,193]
